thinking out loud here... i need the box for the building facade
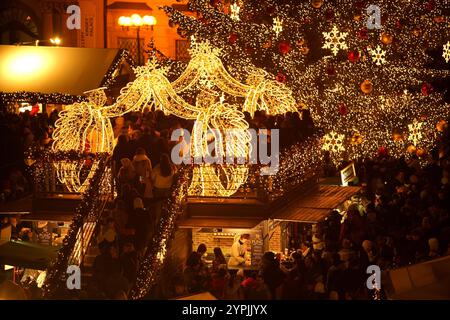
[0,0,190,62]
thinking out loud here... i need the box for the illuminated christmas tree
[164,0,450,163]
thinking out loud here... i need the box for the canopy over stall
[0,45,134,104]
[0,240,59,270]
[178,217,263,229]
[271,185,361,223]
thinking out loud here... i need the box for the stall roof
[271,185,361,223]
[178,217,263,229]
[0,240,59,270]
[0,45,131,98]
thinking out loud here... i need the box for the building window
[175,39,190,62]
[118,37,145,65]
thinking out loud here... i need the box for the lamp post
[118,14,156,65]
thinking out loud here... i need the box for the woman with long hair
[151,153,176,199]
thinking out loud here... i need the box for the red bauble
[395,20,402,29]
[228,33,238,44]
[378,147,388,157]
[421,83,433,96]
[326,64,336,76]
[325,9,334,20]
[279,41,291,55]
[276,72,286,83]
[358,27,368,39]
[348,50,360,63]
[338,103,347,115]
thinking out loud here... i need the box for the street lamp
[118,14,156,65]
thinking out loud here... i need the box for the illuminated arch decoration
[52,40,299,196]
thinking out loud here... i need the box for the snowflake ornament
[322,131,345,153]
[273,17,283,37]
[368,45,387,66]
[408,120,423,146]
[133,57,169,78]
[443,41,450,63]
[322,25,348,56]
[230,3,240,21]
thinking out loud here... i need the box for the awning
[178,217,263,229]
[0,240,59,270]
[0,45,133,101]
[271,185,361,223]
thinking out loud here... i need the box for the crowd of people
[88,108,315,299]
[0,109,58,202]
[178,120,450,300]
[2,105,449,300]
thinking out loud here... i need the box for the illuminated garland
[41,152,109,298]
[100,49,137,88]
[0,91,86,105]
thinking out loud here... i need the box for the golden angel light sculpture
[52,39,298,196]
[52,88,114,193]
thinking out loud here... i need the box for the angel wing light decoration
[52,40,301,196]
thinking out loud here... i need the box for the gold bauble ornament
[311,0,324,9]
[360,79,373,94]
[263,39,272,49]
[393,133,404,142]
[380,33,393,45]
[412,28,422,37]
[354,14,362,21]
[436,119,448,132]
[300,46,310,55]
[407,145,417,154]
[351,132,363,145]
[416,148,427,158]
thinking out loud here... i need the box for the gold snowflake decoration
[133,57,169,78]
[189,38,222,58]
[369,45,387,66]
[230,3,240,21]
[443,41,450,63]
[273,17,283,37]
[322,131,345,152]
[408,120,423,146]
[322,25,348,56]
